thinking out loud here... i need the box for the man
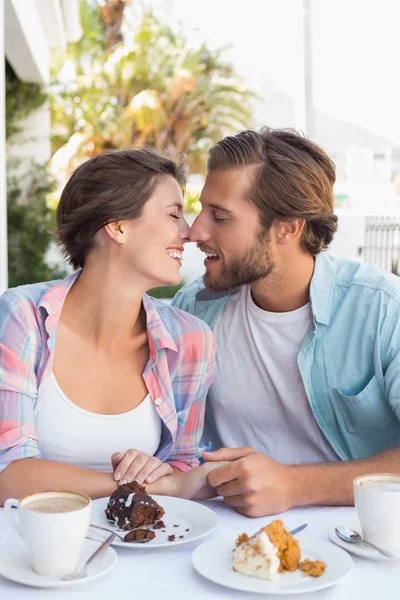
[172,127,400,517]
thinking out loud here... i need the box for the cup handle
[4,498,23,538]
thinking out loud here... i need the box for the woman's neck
[62,263,148,347]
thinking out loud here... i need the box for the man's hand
[203,447,294,517]
[111,450,173,485]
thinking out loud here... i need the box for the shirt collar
[194,252,336,326]
[38,272,80,336]
[37,273,178,358]
[309,252,336,325]
[142,294,178,365]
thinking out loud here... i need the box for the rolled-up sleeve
[0,292,40,472]
[166,327,215,472]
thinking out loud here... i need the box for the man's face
[189,167,275,292]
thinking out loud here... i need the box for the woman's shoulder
[147,296,213,337]
[0,279,64,330]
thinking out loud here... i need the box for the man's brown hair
[207,127,338,255]
[56,147,187,269]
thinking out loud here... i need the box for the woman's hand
[174,461,226,500]
[111,450,173,485]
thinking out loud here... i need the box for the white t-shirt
[36,374,162,472]
[206,285,338,464]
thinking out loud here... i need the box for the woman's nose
[178,217,191,242]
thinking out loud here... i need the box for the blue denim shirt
[172,252,400,461]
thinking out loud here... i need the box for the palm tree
[50,2,255,176]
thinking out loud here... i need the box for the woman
[0,147,218,505]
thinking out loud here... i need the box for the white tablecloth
[1,500,399,599]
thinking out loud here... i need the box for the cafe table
[0,498,399,600]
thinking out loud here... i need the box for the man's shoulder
[331,255,400,300]
[171,277,206,312]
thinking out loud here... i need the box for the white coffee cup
[353,473,400,552]
[4,491,91,576]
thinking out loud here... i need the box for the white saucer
[192,536,353,595]
[329,520,400,562]
[0,538,117,588]
[90,495,218,549]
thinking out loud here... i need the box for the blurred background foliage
[49,0,255,183]
[6,0,255,291]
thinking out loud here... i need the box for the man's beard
[203,228,275,292]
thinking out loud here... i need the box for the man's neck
[250,253,315,313]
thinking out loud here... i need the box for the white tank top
[36,374,162,472]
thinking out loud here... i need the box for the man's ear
[273,219,305,246]
[104,221,125,244]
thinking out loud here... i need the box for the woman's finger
[121,453,149,484]
[144,462,173,483]
[111,451,125,471]
[133,457,164,485]
[114,449,140,481]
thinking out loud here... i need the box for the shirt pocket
[334,375,397,433]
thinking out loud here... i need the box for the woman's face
[121,176,190,289]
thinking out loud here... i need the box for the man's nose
[189,214,209,243]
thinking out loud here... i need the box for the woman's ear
[104,221,125,244]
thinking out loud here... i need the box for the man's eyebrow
[208,203,233,214]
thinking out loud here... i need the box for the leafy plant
[5,61,47,139]
[7,164,67,288]
[50,3,255,175]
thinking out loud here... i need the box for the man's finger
[207,462,240,488]
[223,494,245,509]
[202,447,253,462]
[215,479,246,498]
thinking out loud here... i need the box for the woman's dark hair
[56,147,187,269]
[207,127,338,255]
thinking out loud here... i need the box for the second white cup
[353,473,400,552]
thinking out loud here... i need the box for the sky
[143,0,400,146]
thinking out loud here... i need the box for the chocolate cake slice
[105,481,165,530]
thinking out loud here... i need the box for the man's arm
[204,446,400,517]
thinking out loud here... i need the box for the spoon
[335,526,397,558]
[89,523,152,543]
[62,533,117,580]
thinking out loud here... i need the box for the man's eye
[170,214,180,220]
[212,211,227,223]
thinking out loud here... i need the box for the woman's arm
[0,458,117,505]
[165,326,216,472]
[145,460,224,500]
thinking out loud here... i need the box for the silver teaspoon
[335,526,397,558]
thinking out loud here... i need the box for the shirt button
[155,398,162,406]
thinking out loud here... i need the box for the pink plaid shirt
[0,274,215,473]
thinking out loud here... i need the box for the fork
[61,533,117,581]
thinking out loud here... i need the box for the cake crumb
[299,559,327,577]
[153,520,165,530]
[173,524,179,527]
[179,535,184,539]
[236,533,249,547]
[185,528,190,532]
[124,529,155,543]
[168,535,176,542]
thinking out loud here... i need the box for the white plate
[0,538,117,589]
[329,521,400,562]
[192,536,353,595]
[90,495,218,549]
